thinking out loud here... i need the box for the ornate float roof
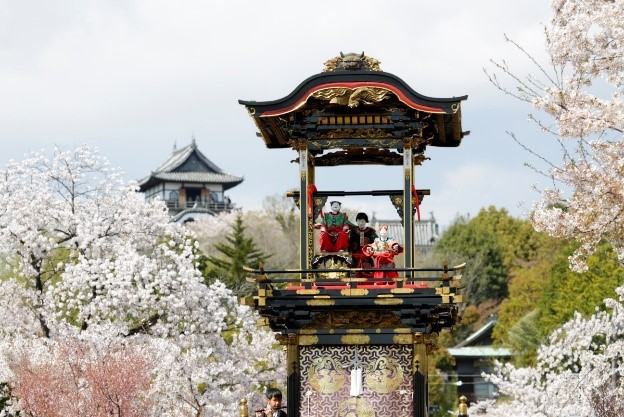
[137,139,244,191]
[239,53,468,157]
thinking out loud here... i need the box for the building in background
[447,316,512,403]
[373,211,440,258]
[138,139,243,222]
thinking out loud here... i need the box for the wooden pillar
[413,333,429,417]
[298,141,313,276]
[403,139,415,275]
[286,334,300,417]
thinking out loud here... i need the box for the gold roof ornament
[239,398,249,417]
[458,395,469,417]
[323,52,382,72]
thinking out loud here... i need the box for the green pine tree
[203,214,270,295]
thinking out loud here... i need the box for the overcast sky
[0,0,558,228]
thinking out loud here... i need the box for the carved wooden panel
[299,345,413,417]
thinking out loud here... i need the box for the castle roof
[138,140,243,191]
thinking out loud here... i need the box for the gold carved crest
[311,87,392,108]
[364,356,404,393]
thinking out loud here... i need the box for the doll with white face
[315,201,355,252]
[363,225,403,279]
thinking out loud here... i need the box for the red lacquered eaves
[260,81,446,117]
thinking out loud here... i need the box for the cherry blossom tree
[0,145,205,338]
[475,288,624,417]
[478,1,624,415]
[0,146,285,417]
[6,336,154,417]
[487,0,624,272]
[149,304,285,417]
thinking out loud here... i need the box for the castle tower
[138,139,243,222]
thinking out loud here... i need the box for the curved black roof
[239,69,468,150]
[137,140,243,191]
[239,70,467,117]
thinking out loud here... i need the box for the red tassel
[307,184,317,217]
[412,184,421,222]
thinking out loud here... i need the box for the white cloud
[0,0,556,228]
[426,162,538,228]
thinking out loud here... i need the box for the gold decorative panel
[306,311,401,330]
[299,345,413,417]
[311,87,391,108]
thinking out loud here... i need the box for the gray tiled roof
[447,346,512,357]
[137,140,243,190]
[153,140,223,174]
[149,172,243,184]
[446,317,512,358]
[454,319,496,348]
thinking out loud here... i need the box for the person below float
[363,224,404,280]
[348,212,378,277]
[255,388,286,417]
[315,201,355,252]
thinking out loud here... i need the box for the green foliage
[434,207,566,365]
[493,261,550,347]
[536,241,624,335]
[471,207,556,268]
[432,207,624,392]
[428,369,459,417]
[469,207,525,266]
[203,214,269,295]
[490,218,566,364]
[434,210,509,305]
[197,382,207,395]
[493,238,624,364]
[504,310,543,366]
[0,257,13,281]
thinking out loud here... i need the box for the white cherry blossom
[481,1,624,415]
[0,146,285,416]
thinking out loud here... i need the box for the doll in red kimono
[315,201,355,252]
[363,224,403,279]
